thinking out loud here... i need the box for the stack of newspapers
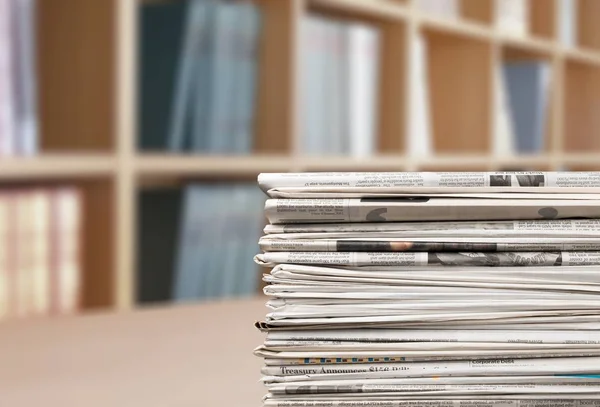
[254,172,600,406]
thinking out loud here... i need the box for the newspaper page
[264,198,600,224]
[259,236,600,252]
[263,400,600,407]
[266,329,600,344]
[255,251,600,267]
[264,219,600,236]
[262,310,600,328]
[266,384,600,397]
[269,264,600,285]
[255,346,600,361]
[258,172,600,197]
[262,356,600,382]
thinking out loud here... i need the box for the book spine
[60,187,82,313]
[48,189,61,314]
[30,189,50,315]
[0,194,9,319]
[190,1,215,152]
[0,0,14,156]
[168,0,206,151]
[11,0,38,155]
[7,191,18,317]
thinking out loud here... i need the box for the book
[172,185,207,301]
[0,0,15,156]
[493,64,515,156]
[496,0,529,36]
[168,0,210,151]
[300,16,329,155]
[300,17,380,156]
[138,1,187,150]
[408,32,433,157]
[30,189,50,315]
[10,0,38,155]
[231,2,261,154]
[347,23,379,158]
[557,0,577,47]
[0,195,9,318]
[503,62,551,153]
[137,189,183,304]
[417,0,459,19]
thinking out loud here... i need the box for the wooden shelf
[16,0,600,314]
[307,0,408,21]
[0,154,116,181]
[134,153,565,175]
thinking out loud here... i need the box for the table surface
[0,297,267,407]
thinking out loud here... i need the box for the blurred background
[0,0,599,319]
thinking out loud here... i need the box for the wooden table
[0,297,267,406]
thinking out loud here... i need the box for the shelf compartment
[422,29,492,153]
[577,0,600,52]
[564,59,600,152]
[529,0,556,41]
[38,0,116,152]
[460,0,493,25]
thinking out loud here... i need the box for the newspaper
[265,267,600,294]
[264,198,600,224]
[256,315,600,331]
[269,264,600,285]
[266,329,600,344]
[258,172,600,197]
[255,252,600,267]
[264,219,600,236]
[263,400,600,407]
[261,356,600,382]
[259,236,600,252]
[265,376,600,395]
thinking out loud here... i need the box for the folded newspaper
[259,172,600,197]
[253,172,600,405]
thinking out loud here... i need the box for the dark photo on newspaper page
[253,172,600,405]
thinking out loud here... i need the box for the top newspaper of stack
[258,172,600,198]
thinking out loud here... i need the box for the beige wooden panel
[578,0,600,51]
[254,0,302,154]
[529,0,556,40]
[425,30,492,153]
[379,21,407,153]
[564,60,600,152]
[461,0,493,25]
[80,180,115,309]
[38,0,115,151]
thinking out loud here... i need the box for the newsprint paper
[264,198,600,224]
[262,401,600,407]
[258,172,600,197]
[255,252,600,267]
[263,219,600,236]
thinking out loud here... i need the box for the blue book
[230,3,261,154]
[204,2,239,153]
[503,62,551,154]
[172,185,214,301]
[138,1,187,150]
[168,0,211,151]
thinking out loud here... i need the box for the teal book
[230,3,261,154]
[138,1,187,150]
[137,189,183,303]
[168,0,211,151]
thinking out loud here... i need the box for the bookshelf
[7,0,600,312]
